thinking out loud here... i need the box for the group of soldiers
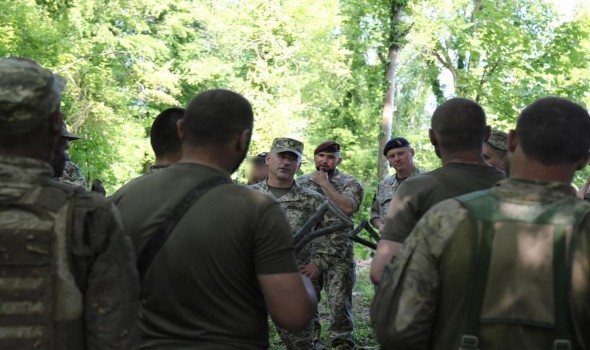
[249,139,363,349]
[0,55,589,350]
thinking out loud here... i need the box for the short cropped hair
[516,97,590,165]
[150,107,184,158]
[183,89,253,147]
[431,97,487,153]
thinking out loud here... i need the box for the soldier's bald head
[516,97,590,165]
[431,98,487,153]
[182,89,253,148]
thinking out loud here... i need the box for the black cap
[383,137,410,156]
[61,123,82,140]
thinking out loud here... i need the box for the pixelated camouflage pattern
[249,179,331,266]
[59,159,88,189]
[487,128,508,151]
[0,155,139,349]
[298,169,363,348]
[372,178,590,349]
[271,137,304,158]
[313,260,356,349]
[250,179,329,350]
[297,169,364,262]
[370,167,423,222]
[0,57,65,134]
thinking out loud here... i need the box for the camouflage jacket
[371,178,590,349]
[370,167,423,222]
[59,158,88,189]
[249,180,335,271]
[0,156,139,350]
[297,169,364,261]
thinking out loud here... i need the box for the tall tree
[377,0,412,179]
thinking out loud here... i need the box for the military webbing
[0,181,76,350]
[137,176,230,283]
[553,225,571,350]
[456,190,590,350]
[460,219,494,350]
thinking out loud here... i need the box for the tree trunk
[377,48,399,180]
[377,0,407,180]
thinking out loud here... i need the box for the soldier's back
[0,156,139,350]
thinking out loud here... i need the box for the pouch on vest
[0,182,77,349]
[456,190,590,350]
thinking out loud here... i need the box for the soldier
[0,57,139,349]
[298,141,364,350]
[251,137,331,349]
[370,98,505,285]
[370,137,422,232]
[58,124,88,188]
[52,124,84,189]
[149,107,184,171]
[54,124,107,195]
[371,96,590,349]
[112,89,317,348]
[483,128,508,171]
[247,151,269,185]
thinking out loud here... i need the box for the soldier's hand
[299,263,320,279]
[312,170,329,186]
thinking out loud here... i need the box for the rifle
[346,220,379,250]
[293,201,352,253]
[293,202,380,252]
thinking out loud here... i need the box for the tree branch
[433,49,458,88]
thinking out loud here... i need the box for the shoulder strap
[456,192,590,350]
[137,176,230,283]
[456,193,494,350]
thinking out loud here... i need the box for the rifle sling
[137,176,230,283]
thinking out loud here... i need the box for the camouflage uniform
[370,167,423,223]
[60,157,88,189]
[250,179,331,349]
[0,57,139,349]
[298,170,364,349]
[371,178,590,349]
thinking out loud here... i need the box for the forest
[3,0,590,223]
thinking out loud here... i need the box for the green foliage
[2,0,590,196]
[2,0,590,346]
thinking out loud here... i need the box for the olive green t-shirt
[381,162,505,243]
[112,163,298,349]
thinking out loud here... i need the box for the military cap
[0,57,66,134]
[314,141,340,155]
[383,137,411,156]
[487,129,508,151]
[250,152,268,164]
[62,123,82,140]
[271,138,303,158]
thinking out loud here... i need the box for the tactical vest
[0,181,83,349]
[455,190,590,350]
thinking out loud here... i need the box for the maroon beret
[314,141,341,155]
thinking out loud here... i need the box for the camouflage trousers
[277,321,314,349]
[313,258,356,349]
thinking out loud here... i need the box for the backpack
[371,190,590,350]
[454,190,590,350]
[0,180,80,349]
